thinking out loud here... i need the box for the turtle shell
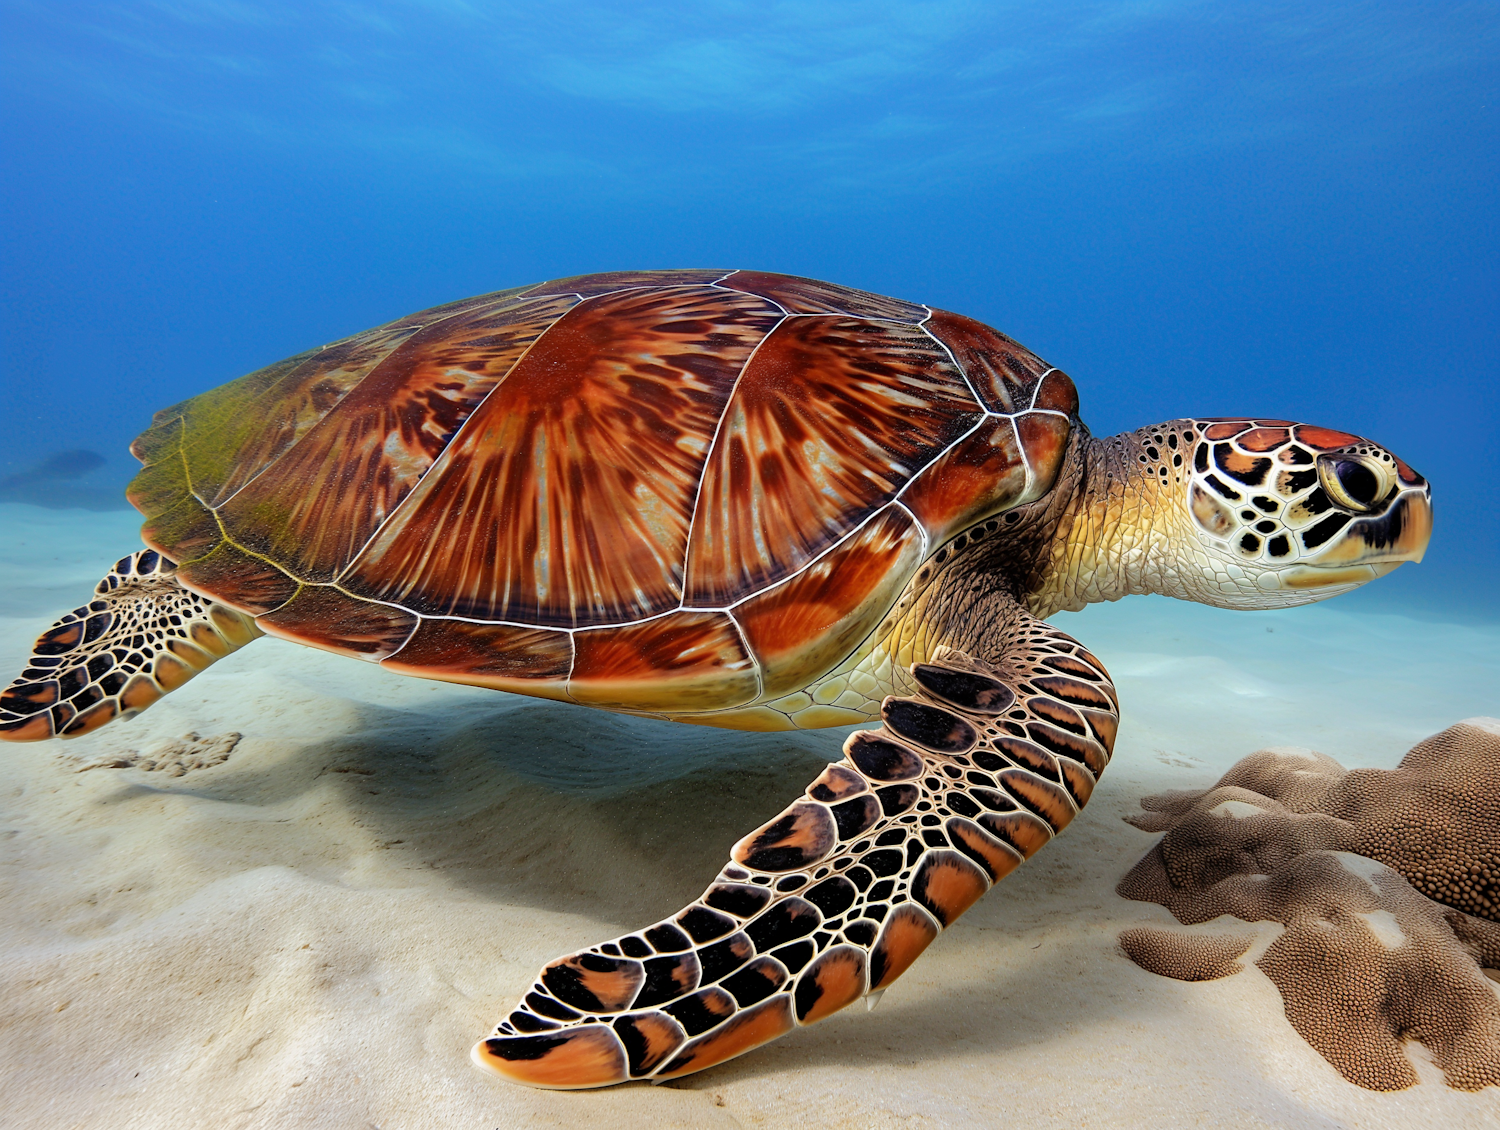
[128,270,1077,718]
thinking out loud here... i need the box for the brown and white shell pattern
[127,270,1078,722]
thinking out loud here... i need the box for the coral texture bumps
[1118,721,1500,1092]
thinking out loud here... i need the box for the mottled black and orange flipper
[0,550,262,741]
[474,614,1118,1088]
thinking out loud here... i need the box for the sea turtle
[0,269,1433,1088]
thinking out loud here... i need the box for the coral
[1117,720,1500,1091]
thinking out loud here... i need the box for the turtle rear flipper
[475,604,1118,1088]
[0,550,262,741]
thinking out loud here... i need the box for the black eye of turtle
[1333,460,1379,506]
[1318,455,1387,513]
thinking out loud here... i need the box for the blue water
[2,2,1496,619]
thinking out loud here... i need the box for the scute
[127,270,1075,715]
[129,288,526,515]
[217,291,581,583]
[921,308,1052,413]
[340,284,780,625]
[736,507,923,699]
[681,314,979,607]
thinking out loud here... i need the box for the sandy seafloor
[1,500,1497,1130]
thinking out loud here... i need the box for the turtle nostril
[1333,460,1380,507]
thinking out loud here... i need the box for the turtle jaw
[1266,558,1404,595]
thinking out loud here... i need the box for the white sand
[2,499,1497,1130]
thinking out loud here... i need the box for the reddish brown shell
[128,270,1077,716]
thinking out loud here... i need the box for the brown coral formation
[1118,927,1256,982]
[1117,720,1500,1092]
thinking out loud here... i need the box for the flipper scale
[0,551,261,741]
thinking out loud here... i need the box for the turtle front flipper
[474,614,1118,1088]
[0,550,262,741]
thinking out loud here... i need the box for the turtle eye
[1317,455,1389,513]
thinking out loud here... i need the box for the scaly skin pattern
[767,414,1433,727]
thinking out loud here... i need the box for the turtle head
[1171,418,1432,608]
[1033,417,1432,615]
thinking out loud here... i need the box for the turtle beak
[1388,486,1433,564]
[1321,483,1432,566]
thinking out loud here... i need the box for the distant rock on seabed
[0,450,129,511]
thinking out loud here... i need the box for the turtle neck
[1026,423,1204,616]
